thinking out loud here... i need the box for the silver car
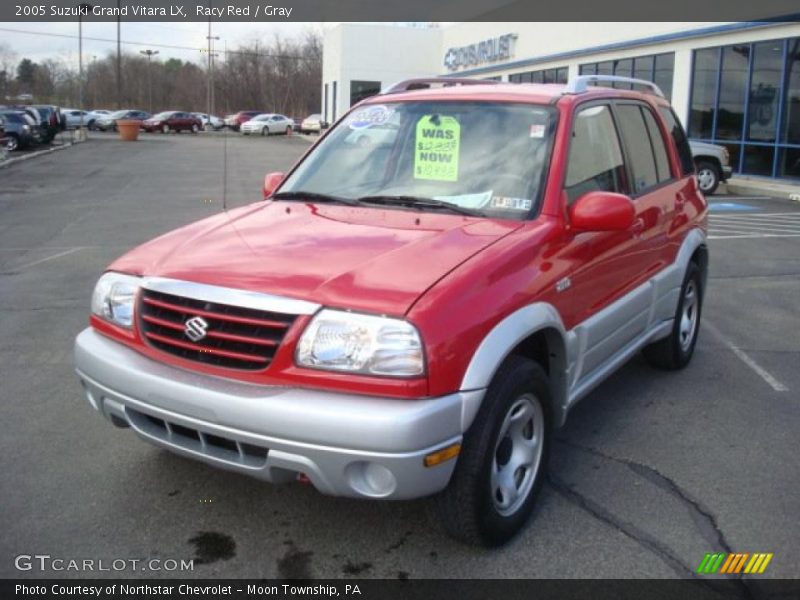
[240,114,294,136]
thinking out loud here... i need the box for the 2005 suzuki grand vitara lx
[75,75,708,546]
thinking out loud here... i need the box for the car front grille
[138,288,297,371]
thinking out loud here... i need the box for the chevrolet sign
[443,34,518,72]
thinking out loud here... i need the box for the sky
[0,21,330,68]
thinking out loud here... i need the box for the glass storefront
[689,37,800,179]
[509,66,568,84]
[579,52,675,100]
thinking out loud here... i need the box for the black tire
[6,134,19,152]
[643,262,703,370]
[695,160,720,195]
[191,123,199,134]
[87,119,96,131]
[434,356,551,547]
[261,126,269,136]
[161,124,170,134]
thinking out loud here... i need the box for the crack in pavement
[550,439,754,600]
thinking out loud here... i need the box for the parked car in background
[86,110,112,130]
[192,112,224,131]
[689,141,732,195]
[230,111,263,131]
[223,113,238,129]
[0,110,39,151]
[141,111,202,134]
[345,122,400,147]
[95,110,150,132]
[299,113,325,134]
[62,109,93,129]
[240,114,294,136]
[30,105,63,142]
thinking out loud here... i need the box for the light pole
[206,22,220,127]
[77,2,93,137]
[139,49,159,114]
[116,0,121,109]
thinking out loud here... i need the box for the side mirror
[569,191,635,232]
[263,172,286,199]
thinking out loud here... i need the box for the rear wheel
[643,262,703,370]
[695,160,720,195]
[434,356,550,546]
[6,134,19,151]
[261,126,269,136]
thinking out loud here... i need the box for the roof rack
[563,75,665,98]
[381,77,498,95]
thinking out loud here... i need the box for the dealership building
[322,21,800,181]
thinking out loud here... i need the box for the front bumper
[75,328,480,499]
[721,165,733,181]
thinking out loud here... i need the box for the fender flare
[459,302,569,429]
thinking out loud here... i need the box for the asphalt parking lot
[0,133,798,587]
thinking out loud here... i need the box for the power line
[0,26,314,60]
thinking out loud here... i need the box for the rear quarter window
[658,106,695,176]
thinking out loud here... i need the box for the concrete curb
[725,177,800,202]
[0,140,78,169]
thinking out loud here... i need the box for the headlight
[91,272,141,328]
[296,309,425,377]
[22,125,30,132]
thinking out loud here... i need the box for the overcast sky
[0,21,331,68]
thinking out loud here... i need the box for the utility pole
[206,18,219,127]
[77,3,93,136]
[116,0,121,108]
[139,49,159,113]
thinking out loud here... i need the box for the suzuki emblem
[184,316,209,342]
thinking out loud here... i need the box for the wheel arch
[460,303,569,430]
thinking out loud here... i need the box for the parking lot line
[13,247,85,270]
[703,322,789,393]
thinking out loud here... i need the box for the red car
[141,111,202,134]
[75,76,707,546]
[229,110,263,131]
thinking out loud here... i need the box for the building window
[509,67,567,85]
[350,80,381,107]
[579,52,674,99]
[688,37,800,179]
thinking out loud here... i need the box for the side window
[615,104,659,193]
[658,107,695,175]
[565,104,628,204]
[641,107,672,182]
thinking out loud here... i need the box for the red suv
[75,76,708,546]
[141,111,202,134]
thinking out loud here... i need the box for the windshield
[279,101,557,220]
[253,114,272,121]
[109,110,128,119]
[152,111,173,120]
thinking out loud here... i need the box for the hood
[109,201,522,315]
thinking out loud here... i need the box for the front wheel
[191,123,199,133]
[261,126,269,136]
[285,125,292,135]
[434,356,550,546]
[695,160,720,195]
[161,124,170,134]
[6,134,19,152]
[643,262,703,370]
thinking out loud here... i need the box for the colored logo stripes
[697,553,773,574]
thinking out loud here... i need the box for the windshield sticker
[434,190,492,210]
[347,105,393,130]
[529,124,546,138]
[490,196,533,211]
[414,115,461,182]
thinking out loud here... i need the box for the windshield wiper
[271,191,362,207]
[356,195,484,217]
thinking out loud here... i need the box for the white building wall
[322,24,442,122]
